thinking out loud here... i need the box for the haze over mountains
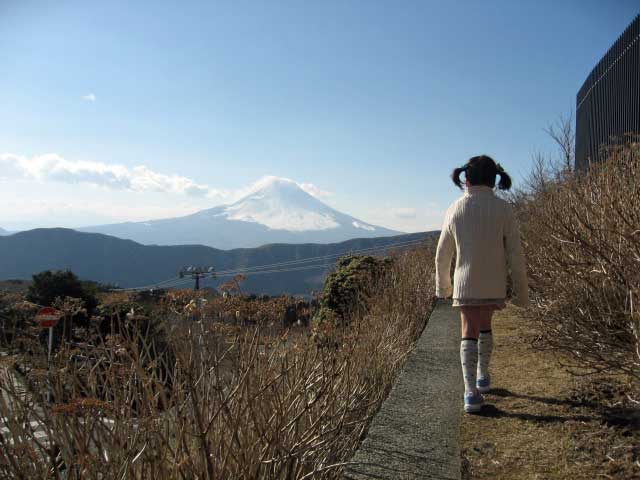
[0,228,433,295]
[80,177,401,249]
[0,176,423,294]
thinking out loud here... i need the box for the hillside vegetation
[0,240,437,478]
[0,229,432,295]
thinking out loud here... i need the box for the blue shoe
[476,376,491,393]
[464,392,484,413]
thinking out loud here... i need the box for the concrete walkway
[344,301,463,480]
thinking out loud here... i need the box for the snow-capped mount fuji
[80,177,401,249]
[222,176,344,232]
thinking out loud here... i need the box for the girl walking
[435,155,529,413]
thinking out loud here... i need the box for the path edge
[343,300,463,480]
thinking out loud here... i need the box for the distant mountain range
[80,177,401,249]
[0,228,435,296]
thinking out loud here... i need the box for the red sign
[35,307,61,328]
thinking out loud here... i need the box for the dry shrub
[517,139,640,381]
[0,293,39,347]
[0,241,436,479]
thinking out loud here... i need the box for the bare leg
[477,307,496,386]
[461,306,495,338]
[460,307,482,396]
[478,309,493,332]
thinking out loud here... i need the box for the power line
[115,278,180,292]
[212,238,427,276]
[216,262,334,277]
[127,262,334,290]
[114,236,428,292]
[117,237,426,292]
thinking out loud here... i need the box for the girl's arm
[435,214,455,298]
[504,203,530,308]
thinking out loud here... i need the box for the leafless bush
[0,293,38,348]
[0,241,436,479]
[516,137,640,382]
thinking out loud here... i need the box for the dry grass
[0,242,436,479]
[514,140,640,382]
[461,307,640,479]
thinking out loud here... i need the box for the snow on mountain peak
[246,175,297,193]
[78,174,401,248]
[352,221,376,231]
[222,176,340,231]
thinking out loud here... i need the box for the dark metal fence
[575,15,640,171]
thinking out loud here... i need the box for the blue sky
[1,0,638,233]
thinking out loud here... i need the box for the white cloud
[82,93,96,102]
[391,207,417,219]
[0,155,402,232]
[0,154,333,208]
[0,197,200,231]
[352,204,446,233]
[0,153,221,199]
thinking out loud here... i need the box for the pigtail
[451,166,466,189]
[496,163,512,190]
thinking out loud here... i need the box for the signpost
[36,307,61,357]
[35,307,61,402]
[36,307,60,328]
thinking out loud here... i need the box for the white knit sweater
[435,185,529,307]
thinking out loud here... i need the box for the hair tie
[496,163,504,173]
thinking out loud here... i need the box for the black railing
[575,15,640,171]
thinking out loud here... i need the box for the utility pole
[179,266,216,291]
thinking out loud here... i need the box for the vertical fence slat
[575,15,640,171]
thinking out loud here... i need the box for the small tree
[27,270,98,343]
[313,255,392,326]
[543,113,575,173]
[27,270,98,312]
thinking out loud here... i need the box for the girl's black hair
[451,155,512,190]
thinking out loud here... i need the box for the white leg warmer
[477,330,493,379]
[460,339,478,394]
